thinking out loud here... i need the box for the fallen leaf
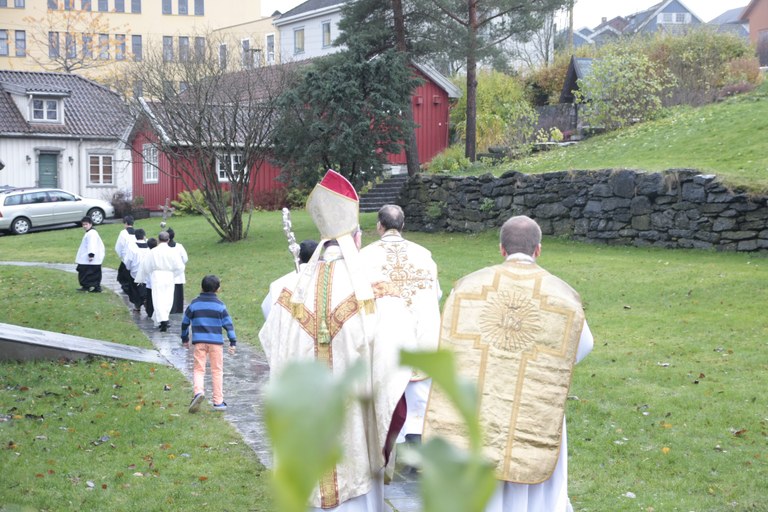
[199,476,208,481]
[661,447,670,455]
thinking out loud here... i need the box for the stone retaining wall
[399,169,768,253]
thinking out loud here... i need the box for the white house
[273,0,345,62]
[0,70,133,201]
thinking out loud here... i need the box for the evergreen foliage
[271,50,419,189]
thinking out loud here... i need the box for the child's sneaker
[212,402,227,411]
[188,393,205,413]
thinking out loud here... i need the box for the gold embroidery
[371,280,401,299]
[277,288,316,339]
[479,289,541,352]
[378,241,433,307]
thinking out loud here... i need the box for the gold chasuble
[424,259,584,484]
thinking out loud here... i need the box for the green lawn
[2,212,768,511]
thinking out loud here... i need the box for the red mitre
[318,169,359,201]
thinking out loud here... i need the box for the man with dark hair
[182,274,237,412]
[259,170,414,511]
[360,204,441,453]
[424,215,594,512]
[75,216,105,293]
[260,239,318,320]
[135,231,186,332]
[115,215,136,295]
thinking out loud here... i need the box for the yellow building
[0,0,277,84]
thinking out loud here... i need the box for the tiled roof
[0,70,132,139]
[709,6,747,24]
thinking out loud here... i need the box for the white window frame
[0,30,8,57]
[30,97,61,123]
[658,12,690,24]
[293,27,304,55]
[265,33,274,64]
[88,153,114,185]
[142,143,158,183]
[216,152,243,182]
[321,20,331,48]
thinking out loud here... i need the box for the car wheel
[87,208,105,225]
[11,217,31,235]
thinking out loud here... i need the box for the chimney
[601,17,607,23]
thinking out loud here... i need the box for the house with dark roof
[709,5,749,38]
[0,70,133,199]
[567,0,704,46]
[274,0,346,62]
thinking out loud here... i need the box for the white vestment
[135,242,185,325]
[75,228,105,265]
[124,241,150,279]
[259,245,413,510]
[114,228,135,262]
[360,230,441,439]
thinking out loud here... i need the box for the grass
[2,213,768,511]
[483,80,768,193]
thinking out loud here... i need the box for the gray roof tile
[0,70,132,139]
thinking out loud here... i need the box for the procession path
[1,261,420,512]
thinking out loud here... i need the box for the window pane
[15,30,26,57]
[115,0,124,12]
[322,22,331,47]
[178,0,186,15]
[90,156,100,183]
[294,29,304,54]
[15,0,25,7]
[115,34,125,60]
[82,34,92,58]
[194,0,203,15]
[178,36,189,61]
[98,0,107,11]
[32,99,44,119]
[132,34,142,61]
[0,31,8,57]
[162,0,170,14]
[194,36,204,60]
[81,0,91,10]
[46,100,58,120]
[219,43,227,69]
[48,31,59,58]
[131,0,140,12]
[163,35,173,61]
[66,32,76,58]
[48,0,56,9]
[99,33,109,59]
[266,34,274,64]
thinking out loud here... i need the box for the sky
[261,0,749,25]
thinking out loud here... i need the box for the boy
[181,275,237,412]
[75,216,105,293]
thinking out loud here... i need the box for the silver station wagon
[0,187,115,235]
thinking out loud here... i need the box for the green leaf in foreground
[263,360,365,512]
[419,437,497,512]
[401,350,482,449]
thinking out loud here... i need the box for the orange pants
[192,343,224,405]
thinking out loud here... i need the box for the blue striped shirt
[181,292,237,346]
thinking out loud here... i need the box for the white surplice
[135,242,185,325]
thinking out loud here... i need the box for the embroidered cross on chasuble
[424,260,585,484]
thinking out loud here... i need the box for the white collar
[380,229,404,242]
[505,253,535,264]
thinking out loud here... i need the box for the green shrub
[575,48,673,130]
[172,189,209,216]
[426,144,472,173]
[450,70,538,152]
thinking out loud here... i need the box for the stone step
[359,174,410,212]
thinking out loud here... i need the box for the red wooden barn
[128,62,461,211]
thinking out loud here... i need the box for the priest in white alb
[424,215,594,512]
[259,170,414,511]
[360,204,441,447]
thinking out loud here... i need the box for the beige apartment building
[0,0,278,84]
